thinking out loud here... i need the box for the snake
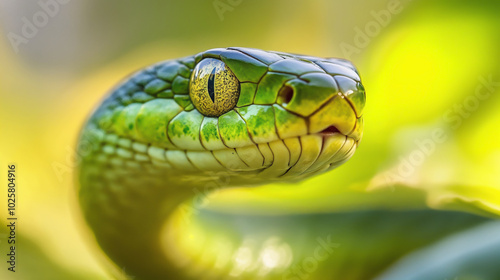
[76,47,489,280]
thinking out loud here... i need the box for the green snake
[77,47,489,280]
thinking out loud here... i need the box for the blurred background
[0,0,499,279]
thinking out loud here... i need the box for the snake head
[84,47,365,183]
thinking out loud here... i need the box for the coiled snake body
[77,48,487,279]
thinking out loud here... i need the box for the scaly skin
[77,47,489,280]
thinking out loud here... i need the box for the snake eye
[189,58,240,117]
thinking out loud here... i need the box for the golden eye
[189,58,240,117]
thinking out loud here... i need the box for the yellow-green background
[0,0,499,279]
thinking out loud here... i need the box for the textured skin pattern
[77,48,487,280]
[80,47,365,184]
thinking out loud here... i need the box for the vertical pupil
[207,68,216,103]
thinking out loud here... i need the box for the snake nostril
[278,85,294,106]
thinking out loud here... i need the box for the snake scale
[77,47,489,280]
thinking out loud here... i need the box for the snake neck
[79,149,195,278]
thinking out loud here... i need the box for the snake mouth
[319,125,341,136]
